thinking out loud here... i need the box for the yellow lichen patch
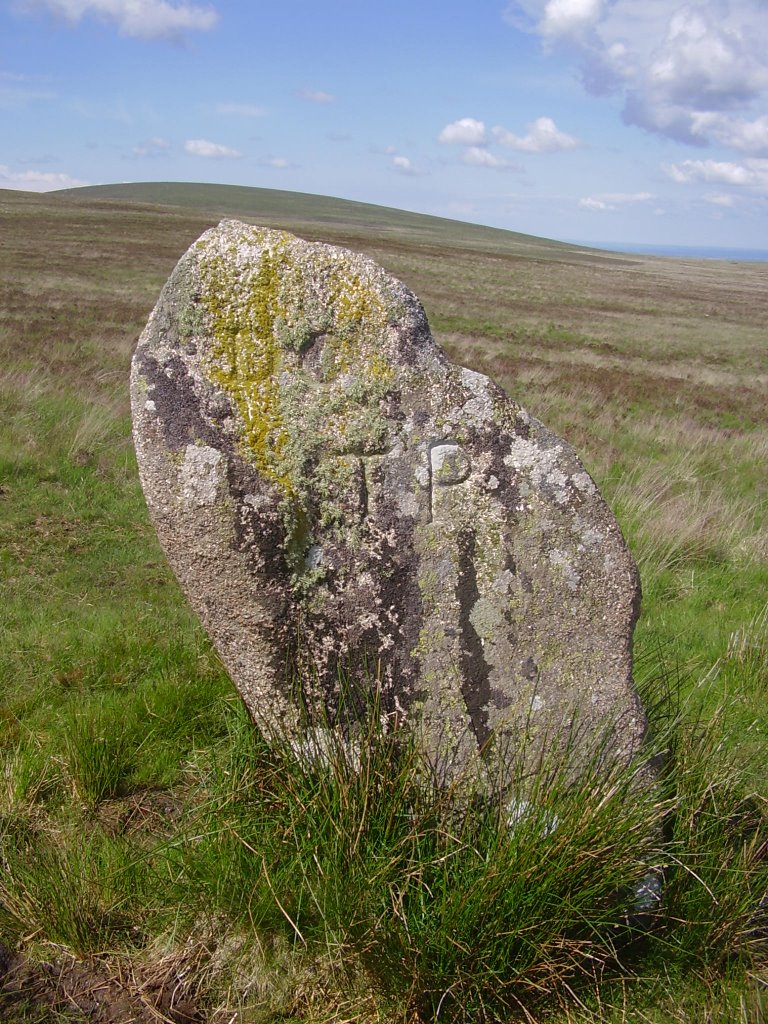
[197,241,294,495]
[324,270,389,376]
[335,271,386,327]
[367,348,396,386]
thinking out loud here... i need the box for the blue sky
[2,0,768,248]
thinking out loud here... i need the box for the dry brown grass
[3,187,765,426]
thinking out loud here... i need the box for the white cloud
[493,116,579,152]
[503,1,768,152]
[184,138,241,158]
[579,196,612,210]
[299,88,335,103]
[392,155,419,175]
[644,8,766,108]
[623,6,768,143]
[215,103,266,118]
[462,146,514,169]
[540,0,604,40]
[705,192,736,206]
[665,158,753,185]
[260,156,293,169]
[690,112,768,154]
[19,0,219,40]
[132,135,170,156]
[0,164,88,190]
[665,157,768,192]
[438,117,487,145]
[439,113,575,163]
[600,191,654,203]
[578,191,653,210]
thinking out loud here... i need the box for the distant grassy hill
[54,180,616,263]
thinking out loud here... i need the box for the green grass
[0,183,766,1021]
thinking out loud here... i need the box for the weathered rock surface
[131,220,645,786]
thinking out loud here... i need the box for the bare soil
[0,942,202,1024]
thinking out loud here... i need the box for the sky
[2,0,768,249]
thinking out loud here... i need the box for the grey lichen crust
[131,220,645,787]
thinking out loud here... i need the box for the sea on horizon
[574,241,768,262]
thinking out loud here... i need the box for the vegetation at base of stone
[0,680,766,1022]
[1,184,767,1021]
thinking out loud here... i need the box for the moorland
[0,182,766,1023]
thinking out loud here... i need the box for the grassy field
[0,183,766,1022]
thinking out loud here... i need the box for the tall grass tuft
[726,603,768,696]
[0,817,145,955]
[64,696,139,806]
[168,691,672,1022]
[608,459,759,585]
[646,696,768,975]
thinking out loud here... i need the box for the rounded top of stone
[160,219,438,515]
[188,220,426,350]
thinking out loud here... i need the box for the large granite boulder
[131,220,645,786]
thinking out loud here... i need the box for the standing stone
[131,220,645,787]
